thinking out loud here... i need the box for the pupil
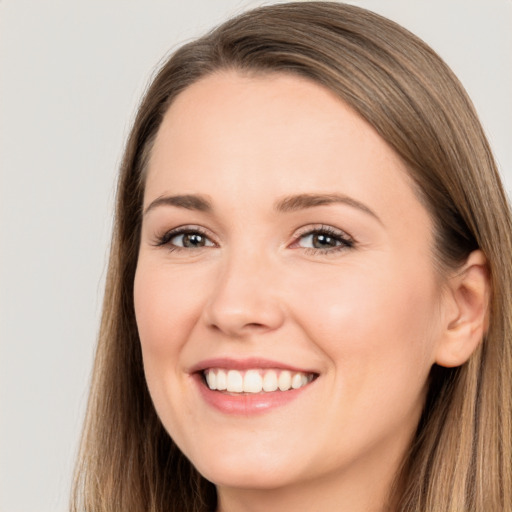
[183,233,204,247]
[313,233,336,248]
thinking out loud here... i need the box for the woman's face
[134,72,447,497]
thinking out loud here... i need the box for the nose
[201,249,286,338]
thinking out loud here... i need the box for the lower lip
[194,374,314,415]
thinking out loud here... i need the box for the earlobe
[435,250,490,368]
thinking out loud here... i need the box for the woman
[71,2,512,511]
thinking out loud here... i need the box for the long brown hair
[71,3,512,511]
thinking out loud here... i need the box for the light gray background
[1,1,510,511]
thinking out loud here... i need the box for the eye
[155,226,216,251]
[293,225,354,254]
[299,232,341,249]
[170,232,214,248]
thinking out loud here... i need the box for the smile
[192,360,319,414]
[204,368,316,393]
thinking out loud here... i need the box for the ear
[435,250,490,368]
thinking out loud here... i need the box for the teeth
[204,368,314,393]
[243,369,263,393]
[278,370,292,391]
[291,373,303,389]
[227,370,243,392]
[262,370,278,392]
[206,370,217,390]
[216,369,227,391]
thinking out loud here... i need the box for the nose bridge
[202,243,285,336]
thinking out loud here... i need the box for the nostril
[245,322,267,329]
[207,320,273,335]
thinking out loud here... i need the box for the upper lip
[189,357,319,375]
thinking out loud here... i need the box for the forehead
[145,71,427,231]
[149,71,394,170]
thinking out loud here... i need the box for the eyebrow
[144,194,212,215]
[143,192,381,224]
[275,193,382,224]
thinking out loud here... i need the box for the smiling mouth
[203,368,317,394]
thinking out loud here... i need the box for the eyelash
[293,224,355,255]
[153,225,215,252]
[153,224,355,255]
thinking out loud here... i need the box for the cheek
[133,262,207,415]
[133,262,206,431]
[133,263,202,357]
[291,257,439,388]
[295,261,439,449]
[299,259,435,330]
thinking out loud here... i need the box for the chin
[189,447,305,490]
[201,466,297,491]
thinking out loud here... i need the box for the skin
[134,71,486,512]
